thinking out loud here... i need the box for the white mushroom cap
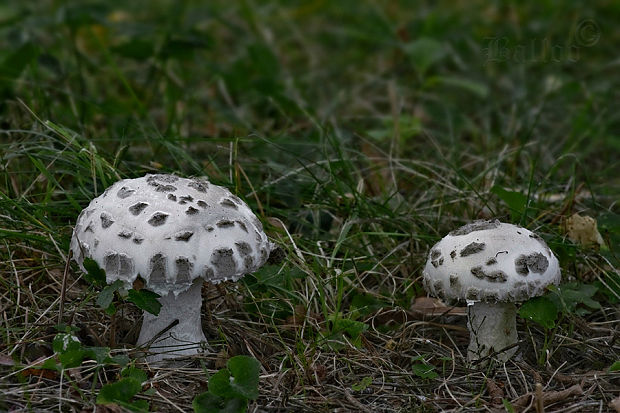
[70,174,271,296]
[422,220,561,303]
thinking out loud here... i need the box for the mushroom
[422,220,561,363]
[70,174,272,362]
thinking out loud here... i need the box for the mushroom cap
[422,220,561,304]
[70,174,271,296]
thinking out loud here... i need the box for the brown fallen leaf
[0,354,15,366]
[513,384,583,410]
[486,378,504,405]
[610,396,620,413]
[410,296,466,316]
[565,213,604,249]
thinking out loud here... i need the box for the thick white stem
[467,301,518,363]
[137,280,206,362]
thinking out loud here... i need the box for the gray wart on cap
[70,173,273,362]
[422,220,561,364]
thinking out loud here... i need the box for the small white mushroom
[422,220,561,363]
[70,174,272,362]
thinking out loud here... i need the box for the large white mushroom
[422,220,561,363]
[70,174,272,362]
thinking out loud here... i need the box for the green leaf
[609,361,620,372]
[519,296,558,329]
[350,293,388,317]
[327,315,368,348]
[105,302,117,315]
[123,399,150,412]
[403,37,446,75]
[121,367,148,384]
[59,349,85,368]
[502,398,516,413]
[53,333,82,353]
[208,356,260,401]
[208,369,234,398]
[127,289,161,315]
[227,355,261,400]
[109,354,130,366]
[192,392,224,413]
[84,347,110,364]
[491,186,528,221]
[97,279,124,309]
[97,377,142,404]
[193,392,247,413]
[411,358,438,379]
[351,376,372,392]
[39,358,60,371]
[193,392,224,413]
[550,282,601,315]
[82,258,107,286]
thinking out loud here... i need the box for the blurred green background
[0,0,618,261]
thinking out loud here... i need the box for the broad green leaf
[519,296,558,329]
[193,392,247,413]
[83,347,129,366]
[105,302,117,315]
[351,376,372,391]
[208,369,234,398]
[121,367,148,383]
[97,377,142,404]
[97,279,124,309]
[350,293,389,316]
[121,399,150,412]
[109,354,130,367]
[82,258,107,286]
[227,355,261,400]
[609,361,620,372]
[550,282,601,315]
[39,358,60,371]
[411,357,438,379]
[59,349,85,368]
[193,392,224,413]
[329,315,368,348]
[127,289,161,315]
[53,333,82,353]
[84,347,110,364]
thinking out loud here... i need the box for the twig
[140,319,180,349]
[58,249,72,326]
[535,382,544,413]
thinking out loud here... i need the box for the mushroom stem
[467,301,518,363]
[137,280,206,362]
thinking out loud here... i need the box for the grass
[1,0,619,411]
